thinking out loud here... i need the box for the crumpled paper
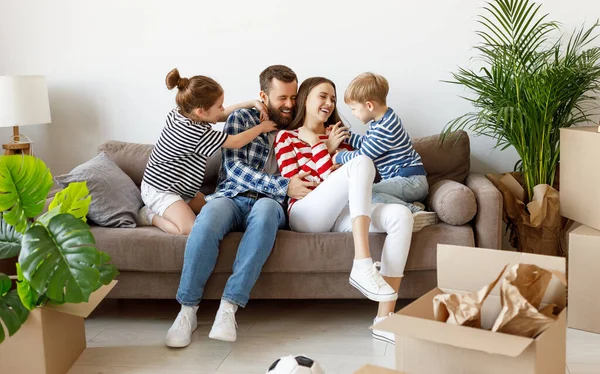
[433,263,563,338]
[491,264,558,338]
[433,265,507,328]
[486,173,567,256]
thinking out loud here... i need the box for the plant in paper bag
[0,155,118,344]
[442,0,600,255]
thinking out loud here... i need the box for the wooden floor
[68,299,597,374]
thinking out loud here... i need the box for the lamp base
[3,142,32,156]
[3,126,33,156]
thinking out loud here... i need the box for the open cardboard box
[374,245,566,374]
[560,126,600,231]
[568,224,600,333]
[0,280,116,374]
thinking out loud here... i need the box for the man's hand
[287,171,318,200]
[298,127,321,147]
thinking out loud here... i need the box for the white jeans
[289,155,413,277]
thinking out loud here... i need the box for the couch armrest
[466,173,503,249]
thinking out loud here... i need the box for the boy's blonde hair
[344,72,389,105]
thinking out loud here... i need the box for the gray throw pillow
[54,152,143,228]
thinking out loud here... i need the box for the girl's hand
[298,127,321,147]
[258,120,278,133]
[255,100,269,122]
[326,122,350,154]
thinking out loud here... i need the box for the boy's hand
[258,120,278,133]
[326,122,350,154]
[255,100,270,122]
[298,127,320,146]
[331,149,346,165]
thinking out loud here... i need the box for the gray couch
[83,130,502,300]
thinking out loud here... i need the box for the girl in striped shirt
[139,68,277,235]
[275,78,415,330]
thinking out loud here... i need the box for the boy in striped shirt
[333,73,438,232]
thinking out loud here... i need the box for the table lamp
[0,76,51,155]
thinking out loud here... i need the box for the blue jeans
[176,196,286,308]
[372,175,429,213]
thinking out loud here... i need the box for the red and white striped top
[275,129,353,210]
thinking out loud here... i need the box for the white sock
[219,299,238,313]
[353,258,374,270]
[181,305,198,315]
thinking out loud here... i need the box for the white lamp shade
[0,76,51,128]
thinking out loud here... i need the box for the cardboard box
[0,281,116,374]
[560,126,600,231]
[374,245,566,374]
[568,225,600,333]
[354,364,406,374]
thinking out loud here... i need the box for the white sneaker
[412,211,438,232]
[372,313,395,344]
[350,261,398,302]
[209,307,238,342]
[412,201,426,211]
[137,206,155,226]
[165,306,198,348]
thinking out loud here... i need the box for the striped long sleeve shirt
[275,129,352,210]
[334,108,425,180]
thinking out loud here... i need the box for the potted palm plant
[0,154,118,344]
[443,0,600,255]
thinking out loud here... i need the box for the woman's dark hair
[288,77,341,131]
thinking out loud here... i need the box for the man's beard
[268,106,295,129]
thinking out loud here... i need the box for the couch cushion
[98,141,153,186]
[98,130,469,195]
[427,179,477,225]
[97,141,222,195]
[91,223,474,273]
[55,152,143,228]
[413,130,470,186]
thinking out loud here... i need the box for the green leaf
[48,182,91,222]
[94,252,119,291]
[442,0,600,201]
[16,263,38,311]
[0,273,29,344]
[0,155,53,233]
[36,206,61,227]
[19,214,101,305]
[0,213,22,259]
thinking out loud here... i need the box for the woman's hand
[326,122,350,154]
[298,127,321,147]
[255,100,269,122]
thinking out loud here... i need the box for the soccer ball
[266,354,324,374]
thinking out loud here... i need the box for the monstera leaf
[0,214,23,259]
[38,182,91,226]
[0,155,53,233]
[48,182,91,222]
[15,264,39,311]
[19,213,101,305]
[0,273,29,343]
[94,252,119,291]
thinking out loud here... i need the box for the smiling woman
[273,77,416,345]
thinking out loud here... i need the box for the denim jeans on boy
[372,174,429,213]
[176,196,286,308]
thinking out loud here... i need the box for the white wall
[0,0,599,176]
